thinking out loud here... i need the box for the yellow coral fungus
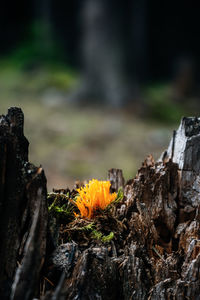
[74,179,117,219]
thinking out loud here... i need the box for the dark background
[2,1,200,79]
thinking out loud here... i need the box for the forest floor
[0,66,178,191]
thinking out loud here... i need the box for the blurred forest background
[1,0,200,190]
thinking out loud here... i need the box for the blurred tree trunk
[71,0,147,107]
[33,0,54,61]
[129,0,147,82]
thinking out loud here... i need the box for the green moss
[77,221,115,244]
[48,192,76,224]
[101,232,114,243]
[105,187,124,213]
[80,222,96,231]
[91,229,114,244]
[91,230,103,240]
[115,187,124,203]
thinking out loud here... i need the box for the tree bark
[0,107,48,300]
[69,0,147,107]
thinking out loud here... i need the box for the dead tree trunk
[1,109,200,300]
[0,108,48,300]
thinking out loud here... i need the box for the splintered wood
[0,108,48,300]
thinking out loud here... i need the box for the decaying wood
[1,110,200,300]
[108,168,124,192]
[0,108,47,300]
[47,117,200,300]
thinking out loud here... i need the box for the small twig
[152,246,165,262]
[44,276,55,287]
[17,261,21,267]
[171,130,176,160]
[42,278,46,296]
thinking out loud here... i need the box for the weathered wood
[0,108,47,300]
[161,117,200,213]
[108,168,124,192]
[11,180,48,300]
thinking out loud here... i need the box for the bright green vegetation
[80,222,96,231]
[80,223,114,244]
[92,230,114,243]
[115,187,124,203]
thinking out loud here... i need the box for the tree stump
[0,108,48,300]
[1,109,200,300]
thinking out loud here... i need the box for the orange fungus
[74,179,117,219]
